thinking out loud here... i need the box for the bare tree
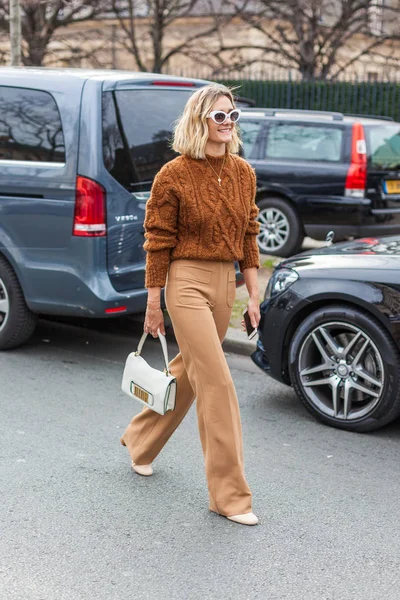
[47,26,112,68]
[9,0,22,65]
[111,0,231,73]
[0,0,110,66]
[213,0,400,79]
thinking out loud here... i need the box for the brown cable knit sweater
[144,152,260,288]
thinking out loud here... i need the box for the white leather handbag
[121,330,176,416]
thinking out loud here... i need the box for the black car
[252,235,400,432]
[240,109,400,257]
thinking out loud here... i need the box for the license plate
[385,180,400,194]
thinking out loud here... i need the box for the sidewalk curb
[222,327,258,356]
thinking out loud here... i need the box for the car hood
[281,236,400,273]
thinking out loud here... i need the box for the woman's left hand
[241,296,261,332]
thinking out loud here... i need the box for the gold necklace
[204,154,226,186]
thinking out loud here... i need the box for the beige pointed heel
[131,461,153,477]
[227,512,259,526]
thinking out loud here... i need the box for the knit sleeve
[239,167,260,272]
[143,171,179,288]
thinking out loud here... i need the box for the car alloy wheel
[0,276,10,332]
[298,321,384,421]
[257,207,290,253]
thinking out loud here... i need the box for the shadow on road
[17,315,176,367]
[15,312,400,440]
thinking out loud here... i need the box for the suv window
[266,122,343,162]
[102,89,194,190]
[0,86,65,163]
[366,124,400,170]
[239,120,264,158]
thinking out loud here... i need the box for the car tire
[0,256,37,350]
[288,304,400,433]
[256,197,304,257]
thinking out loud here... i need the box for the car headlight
[264,268,299,300]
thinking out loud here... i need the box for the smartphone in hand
[242,307,258,340]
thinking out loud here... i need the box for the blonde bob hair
[172,84,242,159]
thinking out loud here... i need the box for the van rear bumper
[25,269,148,318]
[20,254,243,319]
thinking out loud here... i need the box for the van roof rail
[344,113,394,122]
[263,108,344,121]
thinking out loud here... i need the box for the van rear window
[366,124,400,170]
[102,89,194,190]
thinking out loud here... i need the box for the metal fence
[171,68,400,121]
[212,76,400,121]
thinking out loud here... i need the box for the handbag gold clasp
[133,384,149,403]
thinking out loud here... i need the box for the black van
[240,109,400,256]
[0,68,210,349]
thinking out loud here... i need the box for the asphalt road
[2,319,400,600]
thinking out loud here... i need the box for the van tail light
[345,123,367,198]
[73,176,107,237]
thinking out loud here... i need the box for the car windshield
[366,124,400,170]
[102,88,194,190]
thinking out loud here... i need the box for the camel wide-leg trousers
[121,259,252,517]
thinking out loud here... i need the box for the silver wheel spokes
[298,322,384,421]
[0,277,10,332]
[257,208,289,252]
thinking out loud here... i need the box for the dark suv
[0,67,210,349]
[240,109,400,257]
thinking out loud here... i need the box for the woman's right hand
[144,303,165,337]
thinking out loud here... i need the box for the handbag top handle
[135,329,170,375]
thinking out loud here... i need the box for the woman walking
[120,84,261,526]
